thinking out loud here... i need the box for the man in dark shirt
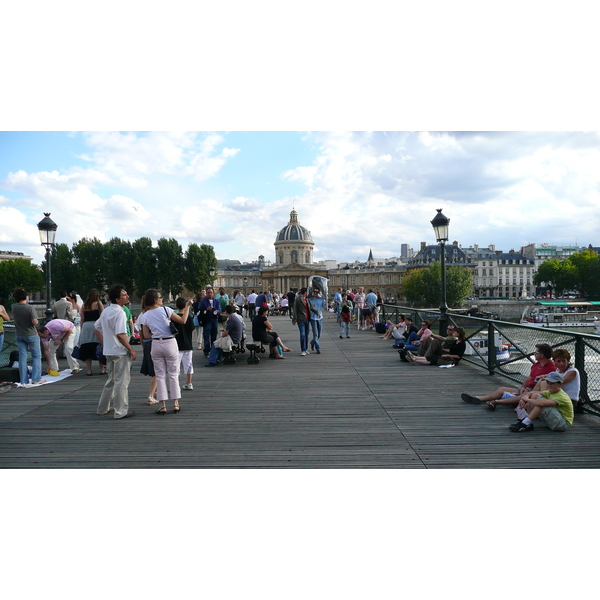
[206,305,244,366]
[198,287,220,357]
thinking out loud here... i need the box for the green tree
[534,251,599,297]
[132,237,158,297]
[156,237,184,299]
[402,262,472,307]
[0,259,45,304]
[105,237,135,295]
[183,243,218,293]
[533,258,561,294]
[72,237,108,294]
[45,243,77,295]
[569,250,599,297]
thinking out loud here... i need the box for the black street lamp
[37,212,58,324]
[431,208,450,335]
[210,267,217,287]
[243,276,248,298]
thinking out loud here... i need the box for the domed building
[274,209,314,265]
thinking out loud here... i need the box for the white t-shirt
[138,306,174,339]
[94,303,128,356]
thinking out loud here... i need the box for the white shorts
[179,350,194,375]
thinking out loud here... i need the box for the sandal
[173,402,180,414]
[147,397,159,405]
[155,406,167,415]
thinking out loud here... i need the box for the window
[279,252,284,264]
[291,251,298,263]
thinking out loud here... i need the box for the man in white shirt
[247,290,258,320]
[94,284,137,419]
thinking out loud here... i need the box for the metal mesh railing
[380,304,600,416]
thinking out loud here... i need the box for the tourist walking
[140,289,192,415]
[292,287,319,356]
[12,288,42,385]
[308,287,326,354]
[338,294,353,339]
[94,284,137,419]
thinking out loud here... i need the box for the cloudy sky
[1,131,599,265]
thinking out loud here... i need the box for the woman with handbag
[140,289,192,415]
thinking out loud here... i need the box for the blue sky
[2,131,600,265]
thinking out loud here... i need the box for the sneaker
[182,383,193,390]
[485,400,497,411]
[461,393,482,405]
[439,364,454,368]
[346,335,350,338]
[301,351,307,356]
[405,350,416,364]
[316,349,321,354]
[339,335,343,339]
[509,421,534,432]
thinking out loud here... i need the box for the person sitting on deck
[414,324,458,357]
[508,370,574,433]
[460,343,556,410]
[396,320,432,352]
[381,315,406,341]
[392,317,418,348]
[405,327,466,367]
[531,348,581,413]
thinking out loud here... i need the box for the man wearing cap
[509,370,574,432]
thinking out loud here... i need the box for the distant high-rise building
[400,244,408,258]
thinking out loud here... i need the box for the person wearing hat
[509,370,574,433]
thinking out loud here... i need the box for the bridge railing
[379,304,600,416]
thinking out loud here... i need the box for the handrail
[380,304,600,416]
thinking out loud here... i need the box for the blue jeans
[310,319,322,350]
[16,334,42,384]
[203,320,218,356]
[339,322,350,337]
[207,345,223,365]
[297,321,310,352]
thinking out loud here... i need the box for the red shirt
[524,359,556,389]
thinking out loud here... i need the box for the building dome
[275,209,313,243]
[274,209,314,265]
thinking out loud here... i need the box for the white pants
[48,335,80,371]
[151,338,181,401]
[179,350,194,375]
[97,354,132,418]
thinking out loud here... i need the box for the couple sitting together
[402,324,466,368]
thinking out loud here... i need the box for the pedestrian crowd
[2,284,584,434]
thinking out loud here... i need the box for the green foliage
[402,262,473,307]
[105,237,135,294]
[47,243,77,295]
[132,237,158,297]
[156,237,184,299]
[533,250,600,298]
[184,243,214,293]
[72,237,108,295]
[0,259,45,304]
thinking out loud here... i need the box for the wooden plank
[1,312,600,468]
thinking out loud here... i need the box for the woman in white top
[140,289,192,415]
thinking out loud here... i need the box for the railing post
[487,322,496,375]
[574,337,589,410]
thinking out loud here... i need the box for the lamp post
[431,208,450,336]
[243,276,248,298]
[37,212,58,324]
[210,267,217,288]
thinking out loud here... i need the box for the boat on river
[520,301,600,332]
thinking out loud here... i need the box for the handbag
[193,313,200,327]
[164,307,179,335]
[71,345,81,360]
[213,335,233,352]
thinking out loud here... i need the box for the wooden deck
[2,313,600,468]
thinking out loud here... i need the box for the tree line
[24,237,218,300]
[401,262,473,307]
[533,249,600,298]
